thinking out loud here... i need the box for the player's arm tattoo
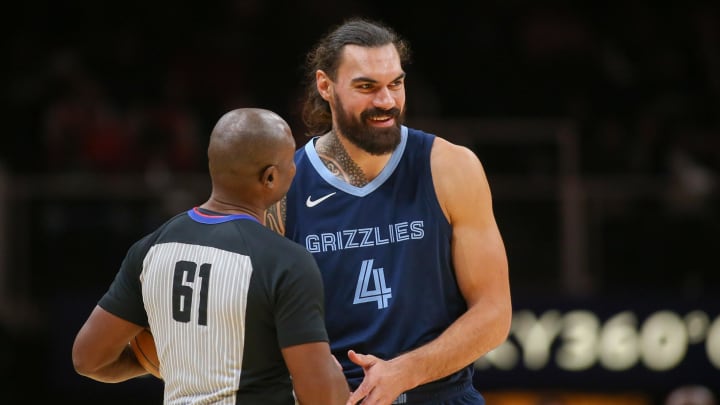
[265,197,286,235]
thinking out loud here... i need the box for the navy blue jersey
[99,208,328,404]
[285,126,472,389]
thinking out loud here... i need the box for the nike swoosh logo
[306,192,336,207]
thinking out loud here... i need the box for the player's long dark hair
[301,17,412,137]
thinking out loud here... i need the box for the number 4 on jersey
[353,259,392,309]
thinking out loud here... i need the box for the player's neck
[317,130,391,184]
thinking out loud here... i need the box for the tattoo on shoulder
[264,198,286,235]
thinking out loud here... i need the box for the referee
[72,108,350,404]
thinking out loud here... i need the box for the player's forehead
[337,44,403,83]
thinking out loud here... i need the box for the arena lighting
[475,309,720,372]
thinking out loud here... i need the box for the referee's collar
[187,207,260,224]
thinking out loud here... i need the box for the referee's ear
[261,164,278,188]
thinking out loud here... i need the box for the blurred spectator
[134,71,205,174]
[43,51,138,172]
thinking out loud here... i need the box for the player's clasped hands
[346,350,408,405]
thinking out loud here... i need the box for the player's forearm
[393,302,511,388]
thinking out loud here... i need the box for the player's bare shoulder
[430,136,486,181]
[430,136,490,220]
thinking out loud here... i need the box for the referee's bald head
[206,108,296,209]
[208,108,293,176]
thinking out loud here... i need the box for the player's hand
[345,350,407,405]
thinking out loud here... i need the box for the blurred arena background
[1,1,718,403]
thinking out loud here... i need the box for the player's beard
[333,94,404,156]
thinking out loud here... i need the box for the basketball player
[265,18,512,405]
[72,108,350,404]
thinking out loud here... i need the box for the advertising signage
[474,295,719,392]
